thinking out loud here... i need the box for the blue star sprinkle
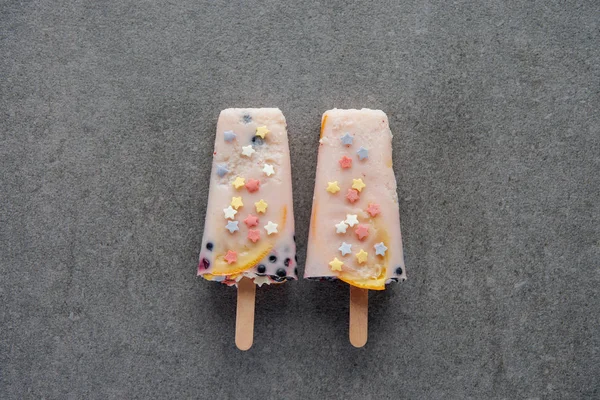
[216,164,229,177]
[225,220,239,233]
[357,146,369,160]
[340,133,354,146]
[339,242,353,256]
[374,242,388,256]
[224,130,237,142]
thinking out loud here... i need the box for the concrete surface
[1,1,599,399]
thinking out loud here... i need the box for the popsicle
[198,108,297,350]
[305,108,406,347]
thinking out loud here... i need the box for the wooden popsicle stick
[349,286,368,348]
[235,277,256,351]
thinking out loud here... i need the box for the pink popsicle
[198,108,297,287]
[305,108,406,290]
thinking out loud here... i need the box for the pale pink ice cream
[305,109,406,288]
[198,108,297,286]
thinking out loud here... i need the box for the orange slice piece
[338,218,389,290]
[210,207,286,276]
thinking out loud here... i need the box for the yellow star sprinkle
[329,257,344,271]
[255,126,269,139]
[352,178,366,192]
[326,181,340,194]
[232,177,246,189]
[255,199,268,213]
[356,249,368,264]
[231,197,243,210]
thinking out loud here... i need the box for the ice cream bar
[305,108,406,347]
[305,108,406,289]
[198,108,297,287]
[198,108,297,350]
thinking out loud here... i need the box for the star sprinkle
[224,250,237,264]
[339,242,352,256]
[346,189,359,203]
[255,199,268,213]
[345,214,359,227]
[366,203,381,217]
[326,181,340,194]
[225,220,239,233]
[340,132,354,146]
[335,221,348,234]
[374,242,388,256]
[232,176,246,189]
[231,197,243,210]
[329,257,344,271]
[355,224,370,240]
[339,156,352,169]
[357,146,369,160]
[352,178,366,192]
[216,164,229,177]
[247,229,260,243]
[223,206,237,219]
[263,164,275,176]
[255,126,269,138]
[355,249,368,264]
[264,221,278,235]
[224,130,237,142]
[244,214,259,227]
[241,145,255,157]
[245,179,260,193]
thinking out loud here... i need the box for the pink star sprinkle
[244,214,259,227]
[245,179,260,193]
[355,224,370,240]
[224,250,237,264]
[247,229,260,243]
[366,203,381,217]
[346,189,359,203]
[339,156,353,169]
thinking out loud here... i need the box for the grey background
[1,0,599,399]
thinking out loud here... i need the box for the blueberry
[251,136,264,146]
[284,258,291,267]
[201,258,210,269]
[206,242,213,251]
[269,255,277,263]
[395,267,403,275]
[243,114,252,124]
[276,268,286,277]
[257,264,266,274]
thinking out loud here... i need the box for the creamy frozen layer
[305,109,406,290]
[198,108,297,286]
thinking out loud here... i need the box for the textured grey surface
[1,0,599,399]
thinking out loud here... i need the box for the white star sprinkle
[345,214,359,227]
[335,221,348,234]
[263,164,275,176]
[223,206,237,219]
[241,145,256,157]
[264,221,278,235]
